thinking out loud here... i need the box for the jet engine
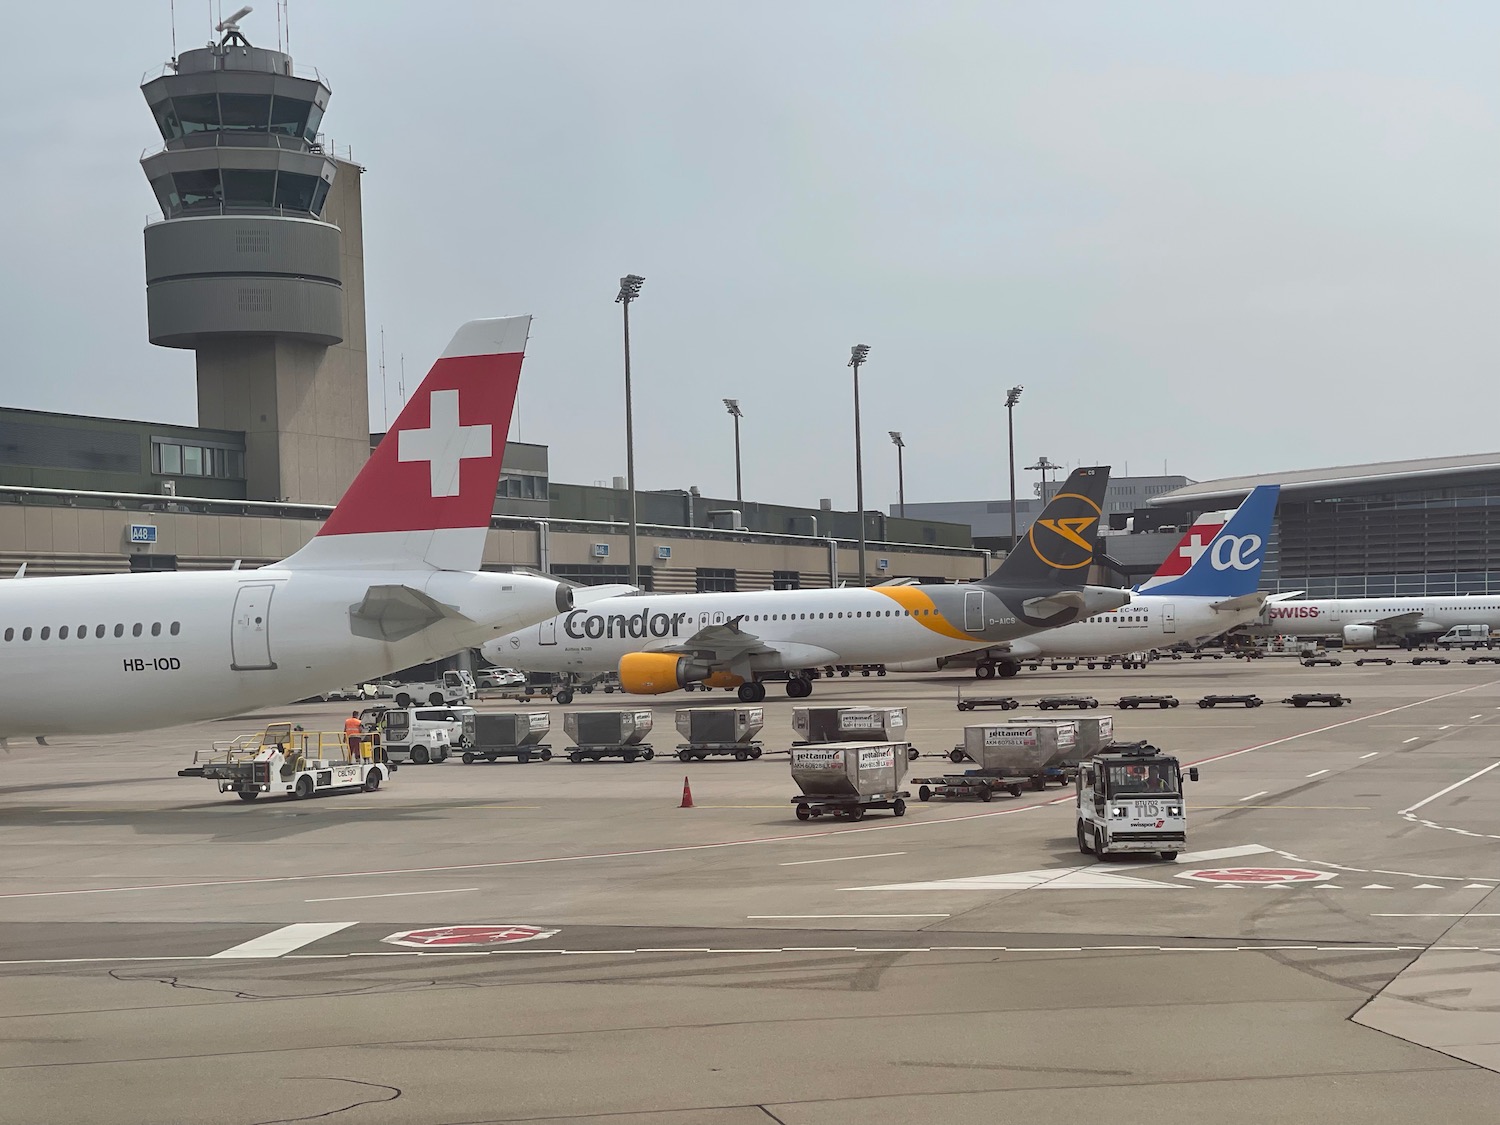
[702,670,745,689]
[1342,624,1378,649]
[618,652,714,694]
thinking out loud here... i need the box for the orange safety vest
[344,716,363,737]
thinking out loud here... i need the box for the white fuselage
[489,587,1009,676]
[1007,594,1259,658]
[1245,595,1500,640]
[0,568,561,737]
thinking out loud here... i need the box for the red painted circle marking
[383,924,559,948]
[1176,867,1332,884]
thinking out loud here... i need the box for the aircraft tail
[276,316,530,572]
[1136,510,1232,591]
[984,466,1110,588]
[1136,485,1279,599]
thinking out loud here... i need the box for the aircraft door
[230,583,278,671]
[964,590,984,633]
[540,618,557,645]
[1162,603,1177,635]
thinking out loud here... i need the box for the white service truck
[1437,624,1491,650]
[181,722,390,802]
[390,670,476,707]
[376,707,454,765]
[1076,741,1198,860]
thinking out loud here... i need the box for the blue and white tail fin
[1139,485,1279,598]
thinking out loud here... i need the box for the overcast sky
[4,2,1499,510]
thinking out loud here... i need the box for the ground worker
[344,711,363,757]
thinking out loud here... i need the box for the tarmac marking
[1306,770,1330,778]
[1403,738,1420,743]
[304,887,478,903]
[1239,791,1268,802]
[2,943,1488,967]
[1439,725,1453,731]
[746,914,949,919]
[1361,752,1381,758]
[1372,914,1500,918]
[779,852,907,866]
[1399,759,1500,816]
[209,922,356,959]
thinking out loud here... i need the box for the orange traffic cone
[679,776,694,809]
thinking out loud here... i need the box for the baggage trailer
[180,722,391,802]
[461,711,554,763]
[790,705,919,761]
[675,706,765,761]
[561,709,656,763]
[956,689,1021,713]
[914,772,1026,802]
[790,742,909,821]
[1035,695,1099,711]
[1118,694,1179,709]
[1197,694,1263,708]
[1282,693,1351,708]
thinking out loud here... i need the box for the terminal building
[1148,454,1500,599]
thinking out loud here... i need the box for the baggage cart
[1197,694,1263,708]
[461,711,554,764]
[561,709,656,763]
[1283,693,1351,708]
[956,689,1021,713]
[790,705,918,761]
[1117,695,1179,709]
[790,742,909,820]
[674,706,765,761]
[1035,695,1099,710]
[913,772,1026,802]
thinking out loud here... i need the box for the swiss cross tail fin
[1138,485,1279,599]
[275,315,530,572]
[1136,512,1231,590]
[985,466,1110,588]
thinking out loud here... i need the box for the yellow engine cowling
[702,671,745,689]
[618,652,715,694]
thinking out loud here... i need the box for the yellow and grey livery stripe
[872,587,982,643]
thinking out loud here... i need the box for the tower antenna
[170,0,177,61]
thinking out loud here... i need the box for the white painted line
[1360,752,1380,759]
[1439,725,1453,731]
[1471,715,1483,720]
[1399,759,1500,816]
[779,852,907,867]
[1372,914,1500,918]
[1174,844,1273,863]
[1239,791,1268,802]
[1403,737,1420,744]
[1306,770,1330,778]
[209,922,356,959]
[305,887,477,903]
[746,914,950,919]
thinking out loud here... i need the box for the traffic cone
[679,776,694,809]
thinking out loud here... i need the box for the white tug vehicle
[181,722,391,802]
[1076,741,1198,860]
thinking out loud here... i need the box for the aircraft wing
[1210,592,1269,615]
[1362,610,1426,635]
[661,618,776,661]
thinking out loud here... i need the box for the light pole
[1005,386,1023,549]
[1027,455,1061,506]
[889,431,905,518]
[848,344,871,586]
[616,274,645,587]
[723,398,743,510]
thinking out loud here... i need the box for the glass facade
[152,440,243,480]
[150,93,321,144]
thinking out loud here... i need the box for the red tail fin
[277,315,530,571]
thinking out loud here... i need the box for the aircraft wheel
[976,664,994,680]
[555,689,574,705]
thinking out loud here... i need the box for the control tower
[140,13,368,503]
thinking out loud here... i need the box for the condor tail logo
[1035,516,1099,552]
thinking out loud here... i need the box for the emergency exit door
[1162,603,1176,635]
[540,618,557,645]
[231,583,277,670]
[964,590,984,632]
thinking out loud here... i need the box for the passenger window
[59,626,69,639]
[95,624,106,638]
[170,621,181,636]
[40,627,50,640]
[132,623,143,637]
[151,623,161,637]
[114,624,124,637]
[77,624,85,638]
[22,627,32,640]
[2,628,11,641]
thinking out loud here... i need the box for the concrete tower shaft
[140,24,368,504]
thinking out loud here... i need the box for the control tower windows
[151,100,183,142]
[310,177,330,215]
[218,94,272,133]
[269,96,312,138]
[174,94,222,136]
[222,169,276,209]
[274,172,317,212]
[172,168,223,211]
[303,102,325,143]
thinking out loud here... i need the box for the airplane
[1243,589,1500,648]
[894,485,1280,676]
[483,466,1132,703]
[0,316,572,741]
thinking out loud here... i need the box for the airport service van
[1076,742,1198,860]
[181,722,390,802]
[378,708,453,765]
[413,705,477,749]
[1437,624,1491,649]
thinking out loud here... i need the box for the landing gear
[737,681,767,703]
[975,663,995,679]
[996,661,1020,679]
[554,689,574,705]
[785,677,813,699]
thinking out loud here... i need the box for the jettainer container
[791,705,907,744]
[790,741,909,799]
[563,709,654,746]
[961,720,1079,773]
[674,706,765,746]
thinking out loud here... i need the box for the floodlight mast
[848,344,871,586]
[616,274,645,587]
